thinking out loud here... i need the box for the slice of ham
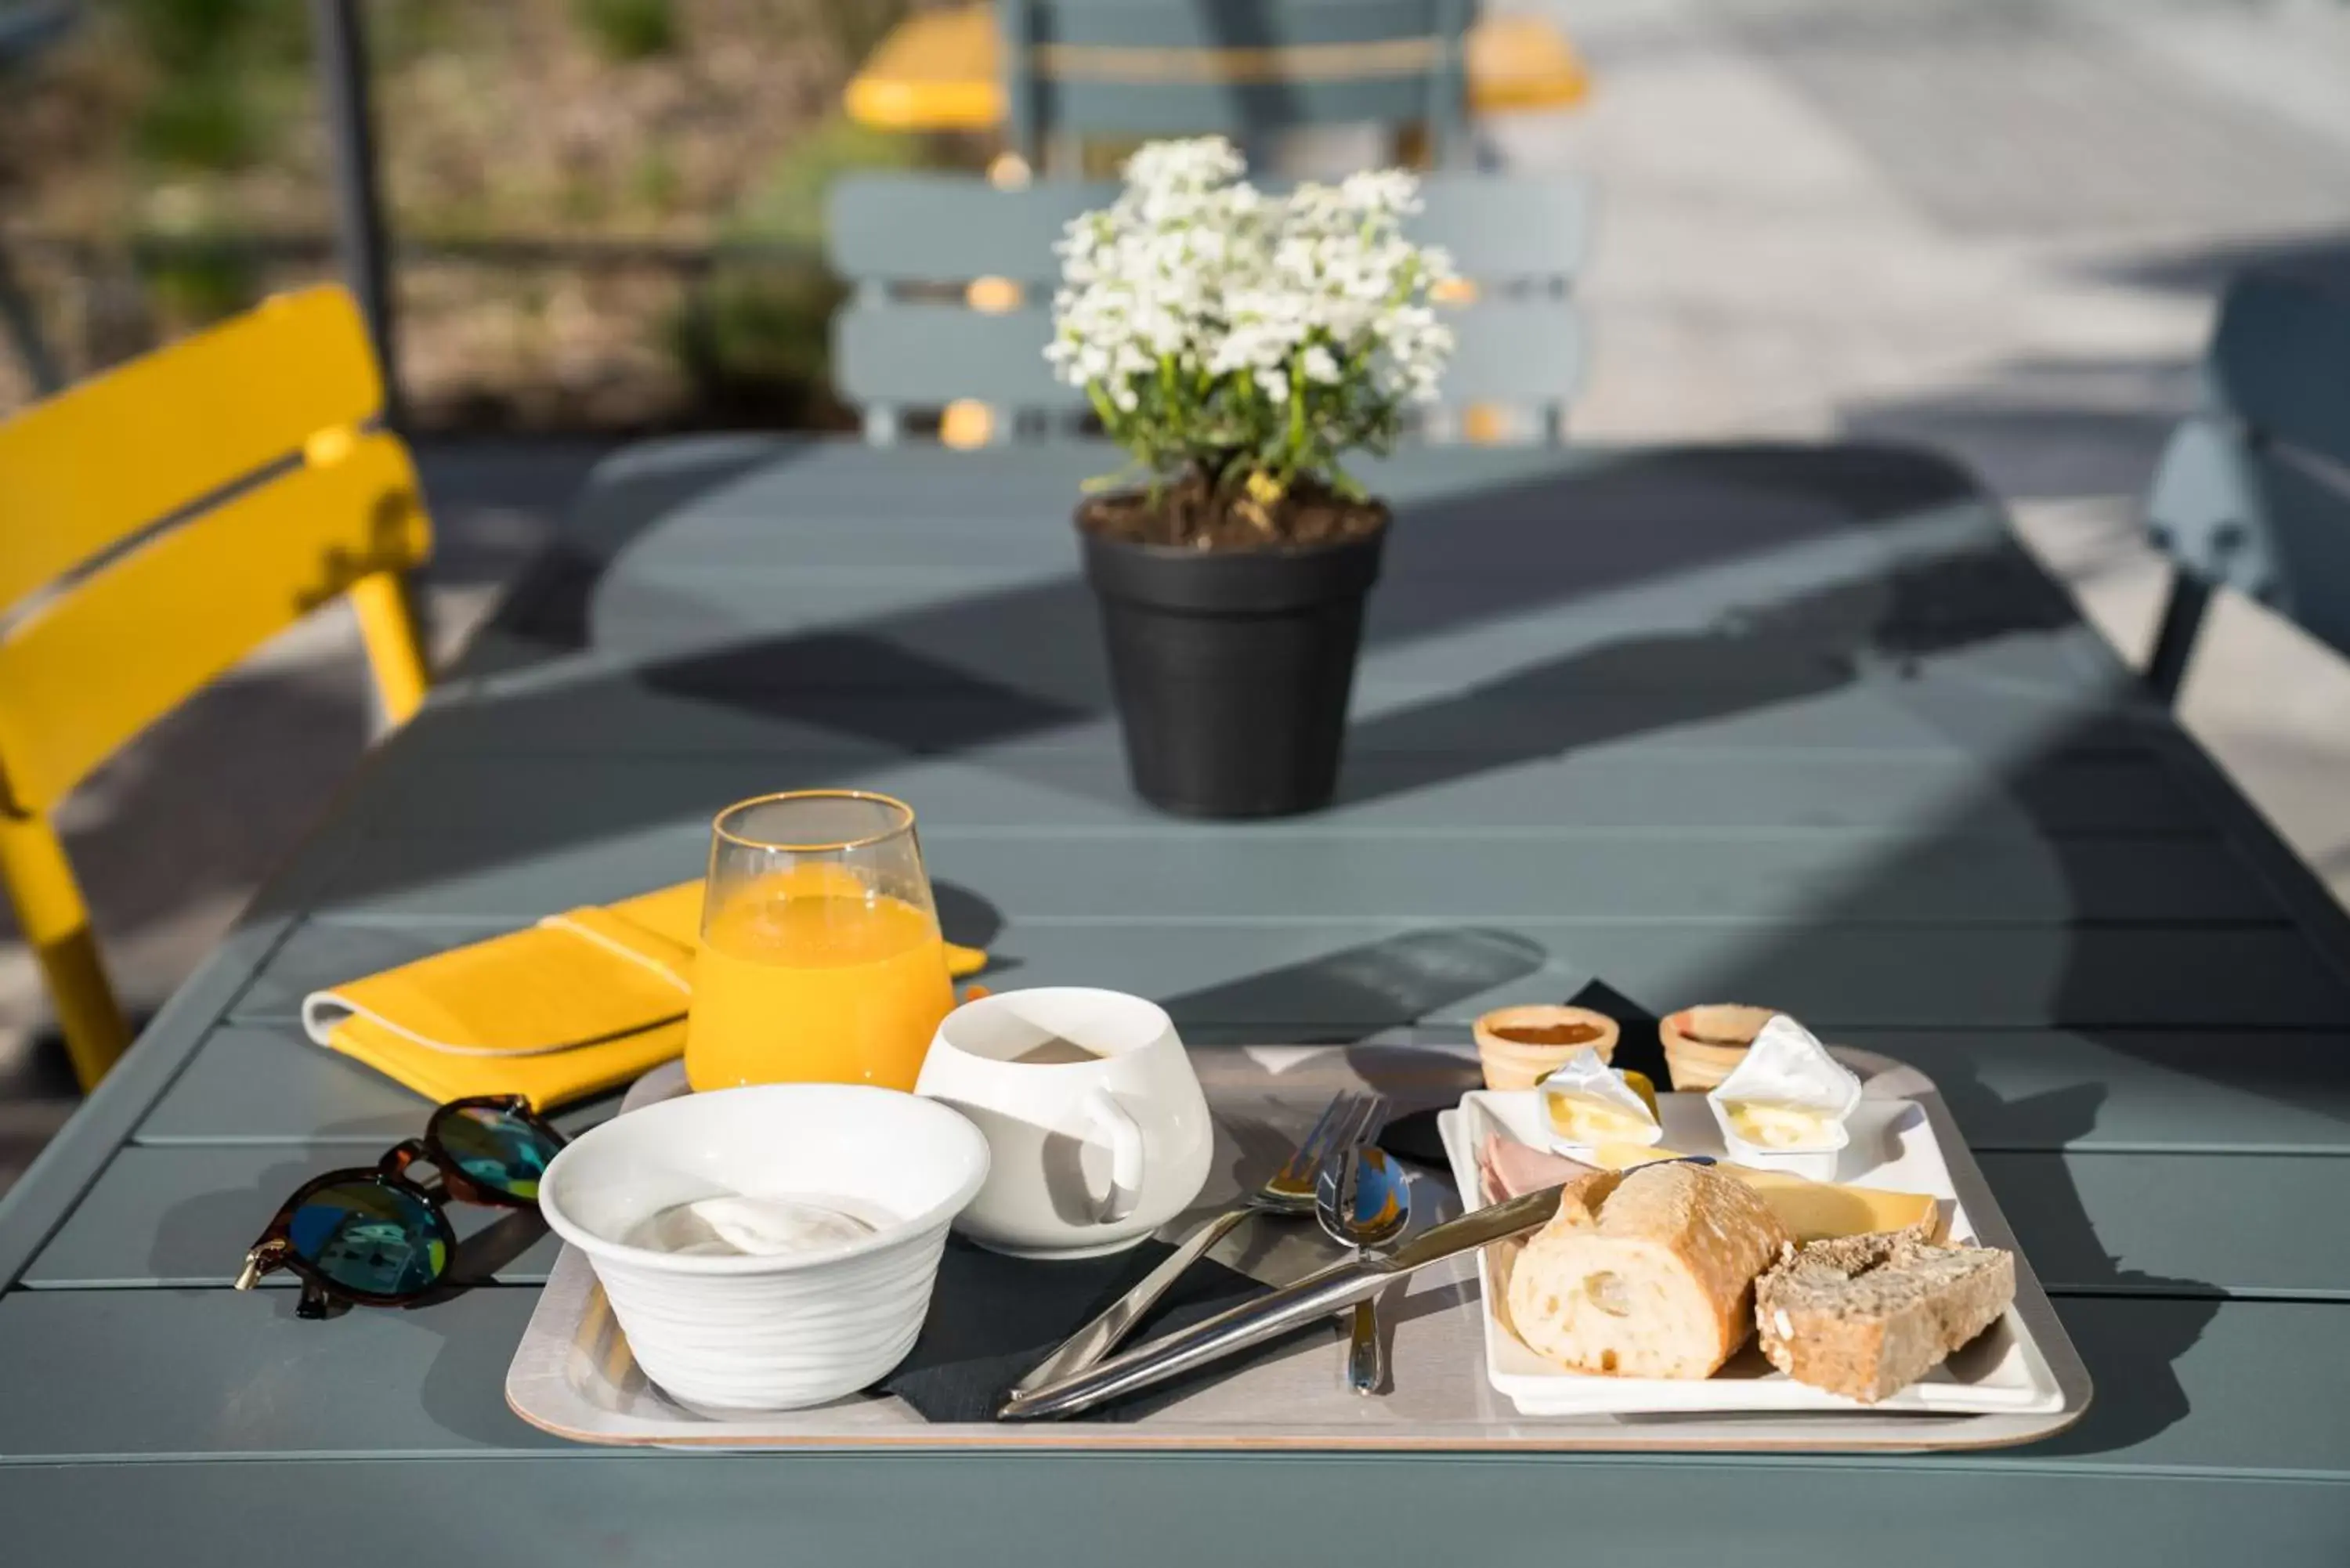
[1478,1132,1596,1205]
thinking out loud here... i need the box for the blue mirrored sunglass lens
[286,1180,446,1298]
[435,1105,560,1201]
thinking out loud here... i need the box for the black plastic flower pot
[1080,521,1386,818]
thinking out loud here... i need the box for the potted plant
[1048,138,1456,818]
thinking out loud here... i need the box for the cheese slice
[1589,1143,1944,1242]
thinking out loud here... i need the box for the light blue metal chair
[996,0,1471,169]
[825,171,1592,446]
[2142,267,2350,703]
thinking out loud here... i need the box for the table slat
[226,914,2350,1037]
[309,827,2275,926]
[402,675,2172,768]
[30,1141,2349,1300]
[1849,1029,2350,1153]
[1978,1151,2350,1298]
[478,569,2106,697]
[139,1028,616,1147]
[4,1454,2348,1568]
[0,1288,2338,1479]
[20,1145,569,1288]
[0,1288,566,1457]
[340,748,2206,842]
[145,1021,2350,1156]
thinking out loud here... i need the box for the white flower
[1046,137,1456,476]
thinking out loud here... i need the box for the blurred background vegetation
[0,0,977,429]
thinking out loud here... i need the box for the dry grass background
[0,0,966,428]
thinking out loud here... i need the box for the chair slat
[1018,0,1452,52]
[0,431,428,812]
[2146,274,2350,680]
[2253,447,2350,663]
[1003,0,1469,156]
[826,173,1592,287]
[1416,177,1594,282]
[826,177,1095,285]
[833,299,1582,410]
[0,287,383,612]
[833,305,1078,410]
[1025,78,1445,139]
[1446,298,1585,403]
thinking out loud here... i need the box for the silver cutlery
[1010,1089,1385,1399]
[997,1183,1567,1421]
[1315,1132,1409,1395]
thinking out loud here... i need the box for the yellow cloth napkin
[301,880,986,1109]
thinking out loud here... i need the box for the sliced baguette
[1506,1162,1787,1379]
[1754,1230,2016,1403]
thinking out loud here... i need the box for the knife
[996,1182,1565,1422]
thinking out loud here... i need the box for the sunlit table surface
[845,5,1589,132]
[2,439,2348,1564]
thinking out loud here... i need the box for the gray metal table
[3,439,2346,1563]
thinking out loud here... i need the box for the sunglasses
[234,1095,567,1318]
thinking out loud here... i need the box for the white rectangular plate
[1440,1078,2066,1417]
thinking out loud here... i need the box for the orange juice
[685,876,954,1092]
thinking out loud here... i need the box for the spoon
[1315,1139,1411,1394]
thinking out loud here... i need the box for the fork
[1009,1089,1386,1397]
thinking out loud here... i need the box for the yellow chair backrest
[0,284,433,1088]
[0,285,432,813]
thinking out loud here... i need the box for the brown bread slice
[1753,1230,2016,1403]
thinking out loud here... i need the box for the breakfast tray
[504,1043,2092,1451]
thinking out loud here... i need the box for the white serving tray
[505,1043,2091,1451]
[1440,1082,2065,1418]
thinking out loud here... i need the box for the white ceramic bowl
[538,1083,989,1413]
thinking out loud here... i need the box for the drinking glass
[685,791,955,1092]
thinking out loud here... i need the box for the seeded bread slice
[1754,1230,2016,1403]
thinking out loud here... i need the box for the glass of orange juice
[685,791,955,1093]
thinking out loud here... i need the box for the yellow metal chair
[0,285,432,1091]
[844,5,1591,139]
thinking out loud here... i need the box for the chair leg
[0,813,129,1091]
[0,241,65,396]
[350,571,431,727]
[2144,567,2213,708]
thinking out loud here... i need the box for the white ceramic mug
[913,988,1213,1258]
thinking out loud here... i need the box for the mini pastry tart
[1658,1003,1775,1091]
[1473,1004,1619,1093]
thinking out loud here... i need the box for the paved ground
[1496,0,2350,892]
[7,0,2350,1193]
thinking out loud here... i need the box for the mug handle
[1083,1088,1145,1224]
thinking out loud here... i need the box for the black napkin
[1376,986,1662,1170]
[877,997,1672,1425]
[875,1234,1335,1423]
[1564,978,1667,1082]
[1376,1107,1452,1171]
